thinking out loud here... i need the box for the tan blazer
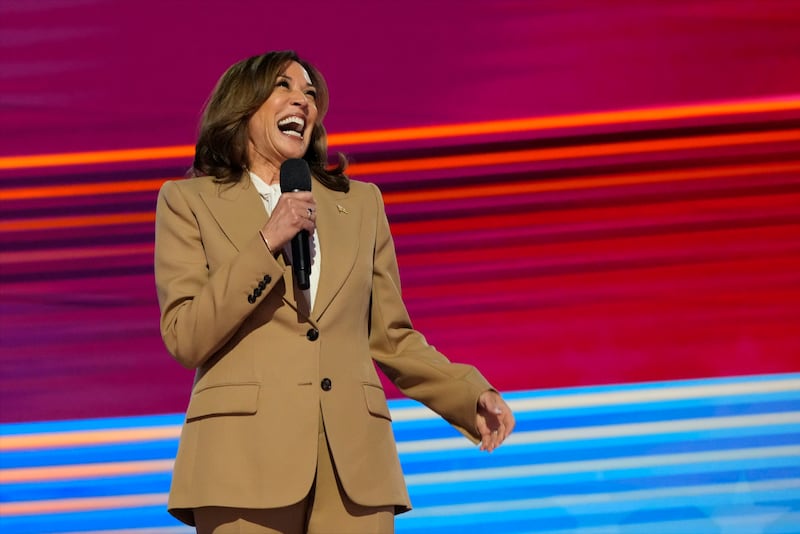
[154,175,492,526]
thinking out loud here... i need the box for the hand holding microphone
[260,159,314,289]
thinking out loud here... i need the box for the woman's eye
[305,90,317,99]
[276,80,290,88]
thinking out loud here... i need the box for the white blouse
[249,171,321,311]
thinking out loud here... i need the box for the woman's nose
[290,89,310,107]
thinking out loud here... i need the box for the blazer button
[258,280,267,290]
[306,328,319,341]
[254,287,262,297]
[320,378,332,391]
[263,274,272,284]
[247,294,256,304]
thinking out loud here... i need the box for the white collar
[248,171,281,199]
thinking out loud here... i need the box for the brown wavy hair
[191,50,349,192]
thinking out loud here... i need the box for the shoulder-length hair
[191,50,349,192]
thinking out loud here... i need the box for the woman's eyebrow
[277,74,314,86]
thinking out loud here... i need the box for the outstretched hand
[476,390,515,453]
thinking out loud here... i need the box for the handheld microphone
[279,159,312,290]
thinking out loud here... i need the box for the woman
[154,50,515,534]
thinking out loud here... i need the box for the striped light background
[3,2,800,531]
[1,373,799,532]
[2,67,800,534]
[2,98,799,421]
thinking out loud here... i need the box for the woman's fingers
[280,192,316,227]
[261,192,316,250]
[476,390,516,453]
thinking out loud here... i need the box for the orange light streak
[0,244,154,264]
[0,493,168,515]
[0,212,154,232]
[2,160,799,234]
[0,459,173,483]
[3,130,799,206]
[0,146,193,171]
[389,183,800,237]
[330,96,800,145]
[1,96,798,170]
[0,426,181,451]
[381,160,800,205]
[0,178,169,201]
[347,129,800,176]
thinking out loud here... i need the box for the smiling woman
[246,61,318,162]
[153,50,515,534]
[190,51,346,192]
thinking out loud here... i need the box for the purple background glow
[1,0,799,423]
[3,0,800,155]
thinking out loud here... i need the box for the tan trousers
[194,414,395,534]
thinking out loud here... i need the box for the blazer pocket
[186,382,260,421]
[362,383,392,421]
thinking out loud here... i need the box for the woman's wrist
[259,230,276,256]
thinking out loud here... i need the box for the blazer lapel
[199,180,265,251]
[312,180,361,321]
[199,179,300,314]
[195,177,359,321]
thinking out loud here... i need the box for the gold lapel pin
[336,204,348,214]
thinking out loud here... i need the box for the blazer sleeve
[154,180,285,369]
[366,183,492,442]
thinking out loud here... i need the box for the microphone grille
[279,159,311,192]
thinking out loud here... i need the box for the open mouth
[277,116,306,139]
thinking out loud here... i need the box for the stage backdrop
[1,0,799,423]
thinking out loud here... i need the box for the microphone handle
[289,187,311,290]
[291,230,311,290]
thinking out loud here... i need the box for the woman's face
[247,61,319,174]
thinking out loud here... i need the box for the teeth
[278,116,305,129]
[283,130,302,138]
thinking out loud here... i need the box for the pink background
[1,0,799,422]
